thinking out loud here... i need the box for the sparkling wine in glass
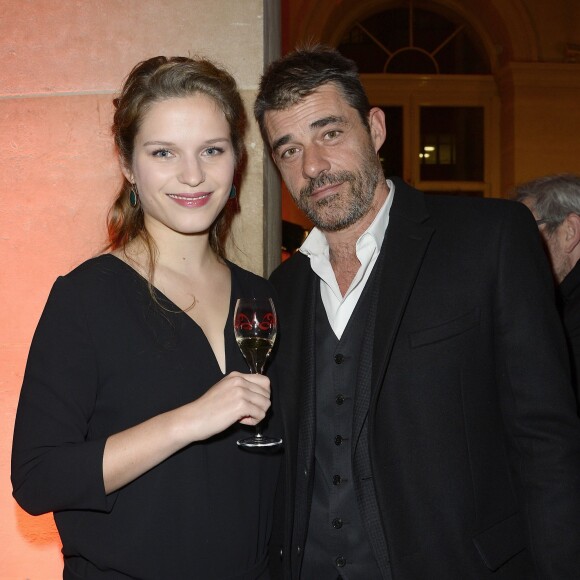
[234,297,282,448]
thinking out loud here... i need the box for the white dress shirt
[299,180,395,339]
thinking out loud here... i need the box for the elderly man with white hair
[515,173,580,411]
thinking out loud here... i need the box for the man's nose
[302,144,330,180]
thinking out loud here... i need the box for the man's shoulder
[390,177,532,226]
[228,260,267,284]
[421,193,534,232]
[424,193,524,214]
[269,252,311,295]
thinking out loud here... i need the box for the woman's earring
[228,185,237,199]
[129,184,139,208]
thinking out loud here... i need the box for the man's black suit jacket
[268,178,580,579]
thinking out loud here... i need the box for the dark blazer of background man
[515,173,580,412]
[255,46,580,579]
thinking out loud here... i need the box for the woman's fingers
[187,372,271,439]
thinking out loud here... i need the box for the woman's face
[124,94,235,240]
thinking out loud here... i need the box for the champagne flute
[234,297,282,448]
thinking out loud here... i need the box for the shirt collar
[300,179,395,259]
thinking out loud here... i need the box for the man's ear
[368,107,386,152]
[562,213,580,254]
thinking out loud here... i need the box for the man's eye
[281,147,298,159]
[325,130,341,140]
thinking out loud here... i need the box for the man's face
[521,197,571,283]
[264,83,386,232]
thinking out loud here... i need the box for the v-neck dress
[11,254,281,580]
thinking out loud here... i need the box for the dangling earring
[129,184,139,208]
[228,185,237,199]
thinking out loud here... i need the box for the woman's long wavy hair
[107,56,247,283]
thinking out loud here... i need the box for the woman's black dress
[11,254,281,579]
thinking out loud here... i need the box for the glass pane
[338,6,490,74]
[419,107,484,181]
[377,107,403,178]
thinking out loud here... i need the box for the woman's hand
[186,371,271,441]
[103,372,271,494]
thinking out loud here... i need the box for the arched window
[337,3,499,197]
[339,5,490,74]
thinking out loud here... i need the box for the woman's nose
[178,155,205,186]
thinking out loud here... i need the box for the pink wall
[0,1,269,576]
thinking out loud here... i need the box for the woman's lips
[167,192,211,207]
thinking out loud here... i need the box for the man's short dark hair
[254,45,371,147]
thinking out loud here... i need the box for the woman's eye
[204,147,224,157]
[152,149,173,158]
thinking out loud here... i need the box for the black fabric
[558,259,580,411]
[12,254,281,579]
[300,285,382,579]
[350,253,392,580]
[289,278,317,577]
[270,178,580,579]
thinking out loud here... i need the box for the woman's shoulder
[51,254,137,303]
[64,254,131,282]
[34,255,135,328]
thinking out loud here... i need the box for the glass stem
[253,368,264,438]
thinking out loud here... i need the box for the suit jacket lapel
[293,272,318,539]
[295,274,317,475]
[273,258,315,464]
[272,254,318,553]
[351,255,384,449]
[371,181,435,399]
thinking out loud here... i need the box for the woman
[11,56,280,579]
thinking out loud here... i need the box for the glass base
[237,434,283,448]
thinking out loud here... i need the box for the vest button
[335,394,345,405]
[335,556,346,568]
[334,353,344,364]
[332,518,343,529]
[333,474,342,485]
[334,435,343,446]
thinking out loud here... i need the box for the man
[515,173,580,410]
[256,46,580,579]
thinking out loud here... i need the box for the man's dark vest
[300,257,391,579]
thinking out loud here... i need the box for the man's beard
[295,148,381,232]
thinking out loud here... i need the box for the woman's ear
[120,160,134,184]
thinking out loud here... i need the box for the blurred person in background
[515,173,580,410]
